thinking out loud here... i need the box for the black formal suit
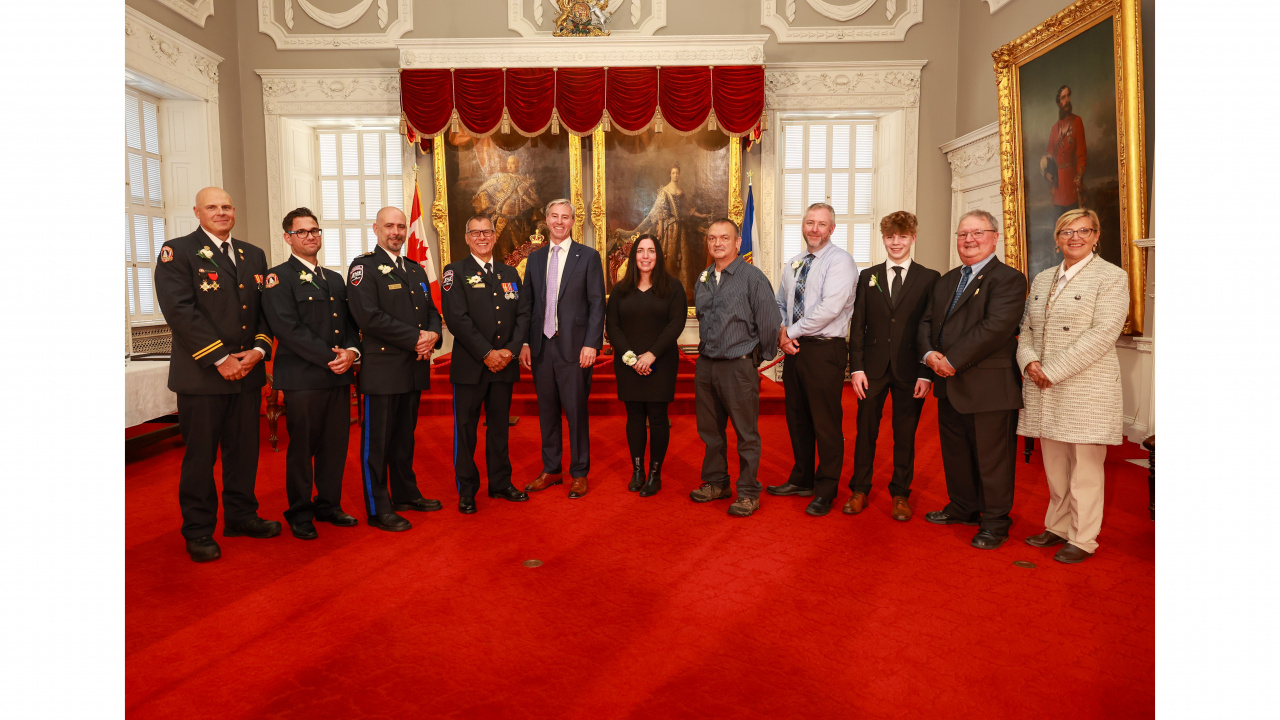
[848,260,940,498]
[155,227,275,539]
[441,255,531,499]
[346,245,442,517]
[261,256,360,524]
[917,255,1026,536]
[523,238,606,478]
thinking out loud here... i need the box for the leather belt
[798,336,841,343]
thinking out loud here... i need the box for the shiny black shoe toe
[393,498,443,512]
[970,529,1008,550]
[223,517,283,539]
[487,487,529,502]
[459,497,477,514]
[185,536,221,563]
[924,510,980,526]
[765,482,816,497]
[804,496,833,516]
[368,512,412,532]
[290,520,318,540]
[316,509,358,527]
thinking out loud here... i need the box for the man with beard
[1043,85,1088,216]
[346,206,444,531]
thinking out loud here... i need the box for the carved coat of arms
[553,0,614,37]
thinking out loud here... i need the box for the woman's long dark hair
[613,234,671,299]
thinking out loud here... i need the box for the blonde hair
[1053,208,1100,237]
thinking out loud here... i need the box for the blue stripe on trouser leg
[452,386,462,494]
[361,394,375,515]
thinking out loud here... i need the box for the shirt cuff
[214,354,229,366]
[923,351,936,363]
[346,347,361,361]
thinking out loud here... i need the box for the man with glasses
[917,210,1027,550]
[261,208,362,540]
[346,206,444,532]
[440,215,532,513]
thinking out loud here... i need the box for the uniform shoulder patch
[265,273,279,288]
[349,264,364,286]
[160,246,173,263]
[442,269,454,291]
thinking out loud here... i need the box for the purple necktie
[543,245,561,338]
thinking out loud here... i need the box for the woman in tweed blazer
[1016,208,1130,564]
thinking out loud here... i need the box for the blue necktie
[946,265,972,318]
[792,254,814,323]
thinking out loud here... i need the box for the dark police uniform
[440,255,532,501]
[261,255,361,526]
[346,245,441,518]
[155,227,274,539]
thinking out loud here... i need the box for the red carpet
[126,388,1154,719]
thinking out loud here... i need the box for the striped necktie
[792,253,814,324]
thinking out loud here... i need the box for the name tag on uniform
[387,283,402,290]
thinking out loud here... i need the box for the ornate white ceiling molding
[398,34,768,69]
[257,68,400,116]
[764,60,925,109]
[508,0,666,37]
[983,0,1016,13]
[761,0,923,43]
[125,7,223,103]
[941,122,1000,189]
[258,0,412,50]
[154,0,215,27]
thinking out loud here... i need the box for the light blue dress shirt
[775,240,859,340]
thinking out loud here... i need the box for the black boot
[628,457,645,492]
[639,460,662,497]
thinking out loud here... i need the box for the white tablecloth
[125,361,177,427]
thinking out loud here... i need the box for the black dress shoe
[224,517,283,539]
[1025,530,1068,547]
[393,498,443,512]
[368,512,412,532]
[290,520,318,540]
[804,496,833,516]
[459,497,477,514]
[487,487,529,502]
[924,510,979,526]
[970,529,1008,550]
[315,509,358,527]
[765,482,816,497]
[185,536,221,563]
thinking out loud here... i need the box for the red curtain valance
[400,65,765,140]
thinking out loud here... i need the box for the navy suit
[522,239,606,478]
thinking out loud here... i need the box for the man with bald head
[346,206,443,532]
[156,187,280,563]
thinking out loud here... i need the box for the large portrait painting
[604,129,730,305]
[442,131,570,267]
[995,0,1147,333]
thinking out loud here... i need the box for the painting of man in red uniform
[1043,85,1087,216]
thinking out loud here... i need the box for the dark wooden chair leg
[265,372,284,452]
[1023,436,1035,463]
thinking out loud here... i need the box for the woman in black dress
[605,234,687,496]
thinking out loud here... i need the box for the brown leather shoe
[567,476,589,499]
[842,492,868,515]
[1025,530,1068,547]
[1054,544,1094,564]
[525,472,564,492]
[890,495,913,522]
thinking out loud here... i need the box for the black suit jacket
[346,245,441,395]
[155,228,274,394]
[523,239,606,358]
[849,261,940,385]
[441,256,532,385]
[917,256,1026,414]
[261,256,360,391]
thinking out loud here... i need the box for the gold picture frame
[994,0,1147,334]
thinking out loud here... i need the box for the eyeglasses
[1057,228,1097,239]
[466,230,495,238]
[288,228,323,238]
[955,229,994,240]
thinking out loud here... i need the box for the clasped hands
[778,325,800,355]
[631,351,656,376]
[416,330,439,361]
[216,349,262,381]
[327,347,357,375]
[1024,361,1053,390]
[924,352,956,378]
[484,348,515,373]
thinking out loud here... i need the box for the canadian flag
[406,178,441,309]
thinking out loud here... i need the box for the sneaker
[727,496,760,517]
[689,482,733,503]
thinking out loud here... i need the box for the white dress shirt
[292,254,360,361]
[885,257,913,299]
[1050,252,1094,301]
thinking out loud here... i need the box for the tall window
[316,130,404,274]
[778,118,876,267]
[125,88,166,325]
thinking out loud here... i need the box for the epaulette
[359,251,374,257]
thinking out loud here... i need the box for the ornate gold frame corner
[994,0,1146,334]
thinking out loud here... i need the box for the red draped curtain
[401,65,764,141]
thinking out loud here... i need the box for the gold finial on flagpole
[746,170,753,187]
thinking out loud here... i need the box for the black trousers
[359,391,424,517]
[781,338,848,501]
[532,340,593,478]
[850,373,925,498]
[452,378,516,499]
[624,401,671,462]
[281,386,351,524]
[176,389,262,539]
[937,396,1018,536]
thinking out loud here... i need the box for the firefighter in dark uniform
[346,206,443,532]
[261,207,362,540]
[441,215,534,514]
[155,187,280,563]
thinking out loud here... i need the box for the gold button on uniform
[239,284,244,289]
[333,313,338,317]
[242,305,247,309]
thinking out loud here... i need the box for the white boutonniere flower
[466,274,483,287]
[622,351,638,366]
[197,246,221,268]
[869,274,883,293]
[699,270,709,284]
[378,264,393,275]
[792,259,803,276]
[298,270,320,289]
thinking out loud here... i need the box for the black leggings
[624,401,670,462]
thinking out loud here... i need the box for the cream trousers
[1040,438,1107,554]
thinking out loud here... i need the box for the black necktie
[484,262,493,281]
[219,241,234,266]
[891,265,903,305]
[396,256,405,273]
